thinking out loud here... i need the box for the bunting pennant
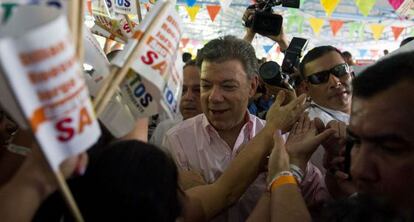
[185,5,200,22]
[309,17,325,36]
[391,26,404,40]
[359,49,368,57]
[263,44,273,53]
[355,0,377,16]
[329,19,344,36]
[186,0,197,7]
[370,49,379,57]
[206,5,221,22]
[181,38,190,47]
[297,16,305,33]
[220,0,232,11]
[320,0,340,17]
[388,0,404,10]
[276,46,281,54]
[370,24,385,40]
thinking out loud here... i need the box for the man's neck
[217,123,245,150]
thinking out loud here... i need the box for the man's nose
[350,144,379,184]
[328,73,342,87]
[208,86,224,103]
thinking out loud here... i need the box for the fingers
[273,90,286,107]
[313,117,325,133]
[314,128,336,145]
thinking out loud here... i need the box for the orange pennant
[181,38,190,47]
[206,5,221,22]
[329,19,344,36]
[391,26,404,41]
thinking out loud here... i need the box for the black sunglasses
[307,63,350,85]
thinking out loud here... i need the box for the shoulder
[165,114,203,138]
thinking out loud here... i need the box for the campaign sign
[112,0,184,119]
[0,5,100,170]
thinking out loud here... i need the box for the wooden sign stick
[94,2,171,116]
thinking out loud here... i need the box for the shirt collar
[310,101,350,122]
[201,111,255,145]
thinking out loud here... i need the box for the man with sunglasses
[298,46,353,172]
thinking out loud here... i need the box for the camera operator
[242,6,289,52]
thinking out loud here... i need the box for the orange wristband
[270,175,297,192]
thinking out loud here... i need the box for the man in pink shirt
[163,36,265,221]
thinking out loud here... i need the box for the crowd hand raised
[286,115,335,171]
[265,91,308,133]
[267,130,290,183]
[322,120,347,170]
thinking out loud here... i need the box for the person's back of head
[74,140,182,222]
[182,52,192,63]
[196,35,258,79]
[400,36,414,47]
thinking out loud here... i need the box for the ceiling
[171,0,414,50]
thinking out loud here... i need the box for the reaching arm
[182,92,308,221]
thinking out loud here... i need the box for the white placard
[0,5,101,171]
[112,0,184,119]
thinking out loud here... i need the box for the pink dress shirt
[163,113,267,222]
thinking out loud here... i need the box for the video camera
[244,0,300,36]
[259,37,309,90]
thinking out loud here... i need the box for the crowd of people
[1,7,414,222]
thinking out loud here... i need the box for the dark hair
[299,45,342,78]
[400,36,414,47]
[342,51,352,59]
[182,52,192,63]
[74,140,182,222]
[353,51,414,99]
[196,35,258,79]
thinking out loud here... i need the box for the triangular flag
[391,26,404,40]
[320,0,340,17]
[329,19,344,36]
[87,0,92,15]
[388,0,404,10]
[370,49,379,57]
[206,5,221,22]
[220,0,232,11]
[370,24,385,40]
[186,0,196,7]
[359,49,368,57]
[309,17,325,36]
[287,16,297,32]
[276,46,281,54]
[263,45,273,53]
[185,6,200,22]
[297,16,305,33]
[181,38,190,47]
[355,0,377,16]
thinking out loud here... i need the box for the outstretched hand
[265,91,308,133]
[286,115,335,171]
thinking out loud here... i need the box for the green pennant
[1,3,18,23]
[287,15,297,33]
[358,22,365,41]
[297,16,304,33]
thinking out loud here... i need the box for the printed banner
[112,0,183,119]
[0,5,101,170]
[113,0,138,15]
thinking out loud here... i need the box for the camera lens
[259,61,283,86]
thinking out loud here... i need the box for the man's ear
[249,75,259,97]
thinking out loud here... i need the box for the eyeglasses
[306,63,350,85]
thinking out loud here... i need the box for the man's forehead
[350,88,414,143]
[304,51,344,76]
[200,59,248,78]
